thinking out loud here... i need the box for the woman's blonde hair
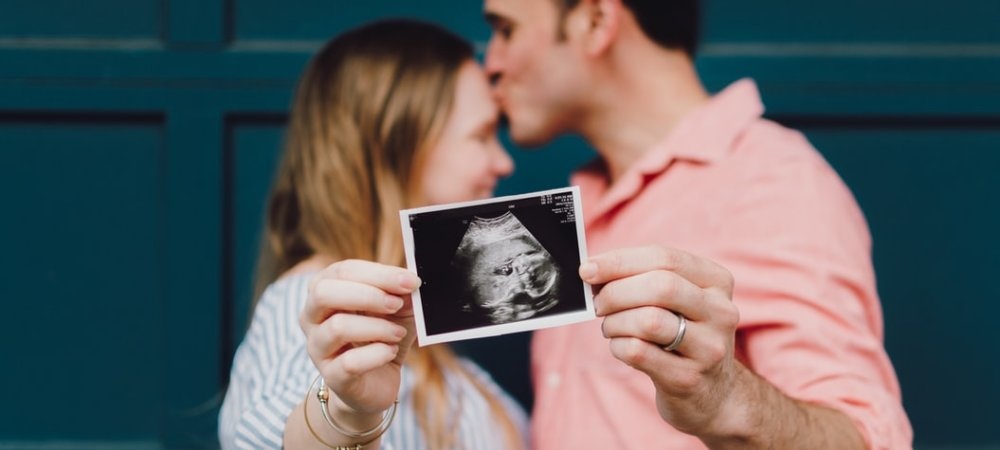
[255,20,522,449]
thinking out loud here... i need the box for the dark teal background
[1,1,998,448]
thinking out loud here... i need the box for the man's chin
[499,108,561,147]
[508,124,555,148]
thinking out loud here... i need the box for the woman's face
[420,61,514,205]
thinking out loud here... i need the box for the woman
[219,19,523,450]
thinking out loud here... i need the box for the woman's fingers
[307,313,408,360]
[297,260,419,415]
[309,259,421,296]
[304,278,407,324]
[317,342,400,386]
[302,260,420,327]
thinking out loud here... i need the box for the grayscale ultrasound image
[405,189,588,339]
[452,212,561,324]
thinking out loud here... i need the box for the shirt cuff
[795,377,912,450]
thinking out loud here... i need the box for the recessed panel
[0,118,163,439]
[229,119,285,349]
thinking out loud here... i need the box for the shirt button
[546,372,561,388]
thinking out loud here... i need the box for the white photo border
[399,186,594,346]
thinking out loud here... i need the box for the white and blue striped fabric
[219,272,528,450]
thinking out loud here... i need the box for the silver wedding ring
[662,314,687,352]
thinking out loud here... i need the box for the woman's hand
[300,259,421,417]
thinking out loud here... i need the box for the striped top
[219,272,528,450]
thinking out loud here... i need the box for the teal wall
[1,1,998,448]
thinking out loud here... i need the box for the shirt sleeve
[218,275,524,450]
[218,276,317,450]
[717,136,913,449]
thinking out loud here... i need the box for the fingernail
[592,294,603,315]
[385,295,404,311]
[399,273,420,290]
[394,326,407,338]
[580,262,597,281]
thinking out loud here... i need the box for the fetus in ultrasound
[452,212,560,325]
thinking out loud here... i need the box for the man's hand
[582,246,866,449]
[582,246,741,436]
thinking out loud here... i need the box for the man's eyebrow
[483,12,505,27]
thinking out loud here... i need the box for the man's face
[483,0,584,147]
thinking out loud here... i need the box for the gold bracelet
[315,376,398,439]
[303,375,396,449]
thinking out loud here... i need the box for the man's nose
[483,37,504,85]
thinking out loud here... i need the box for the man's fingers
[601,306,688,348]
[593,270,709,320]
[608,337,703,396]
[581,246,733,294]
[602,309,732,363]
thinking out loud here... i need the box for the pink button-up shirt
[531,79,913,450]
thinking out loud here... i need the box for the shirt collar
[636,77,765,173]
[573,78,765,223]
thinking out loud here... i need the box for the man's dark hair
[554,0,700,56]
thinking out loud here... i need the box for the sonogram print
[401,186,593,345]
[452,212,561,324]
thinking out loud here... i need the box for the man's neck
[579,49,709,185]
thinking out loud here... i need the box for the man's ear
[575,0,622,56]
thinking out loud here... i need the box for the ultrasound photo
[400,187,594,346]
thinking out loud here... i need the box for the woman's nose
[493,143,514,177]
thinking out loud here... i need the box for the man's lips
[492,88,508,110]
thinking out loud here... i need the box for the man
[482,0,913,449]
